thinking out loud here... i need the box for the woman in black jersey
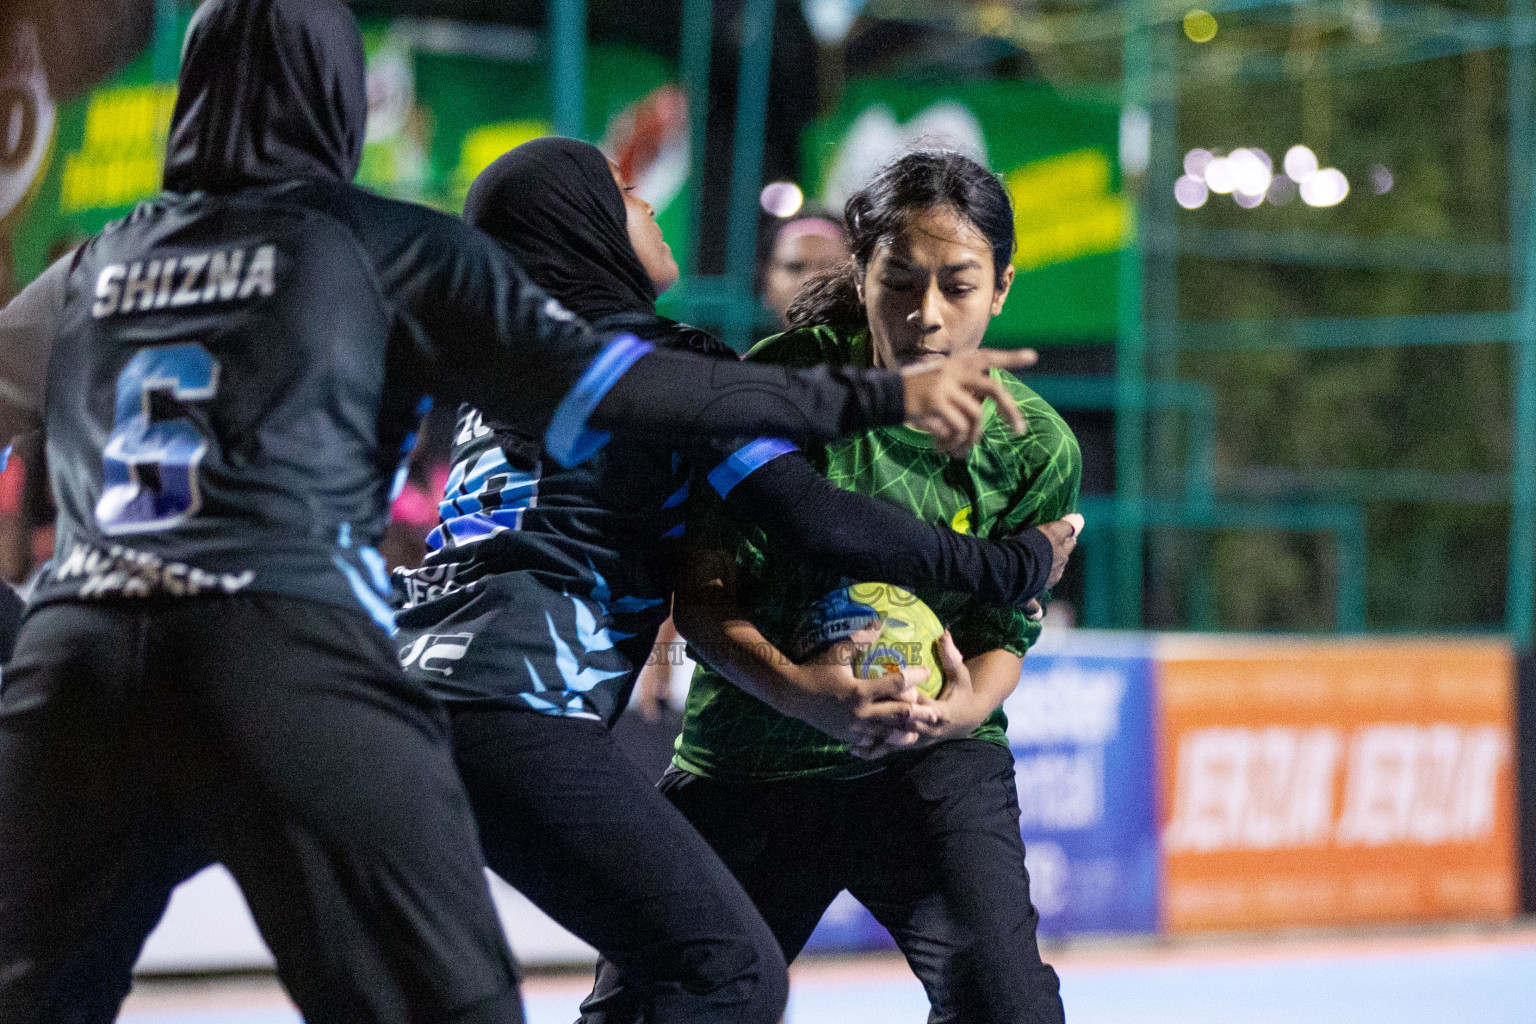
[388,137,1080,1024]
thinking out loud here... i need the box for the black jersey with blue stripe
[33,182,632,628]
[394,312,733,721]
[18,0,658,631]
[9,0,910,638]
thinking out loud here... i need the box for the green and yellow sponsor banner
[57,82,177,220]
[7,21,185,283]
[9,17,690,285]
[358,27,683,226]
[802,79,1131,344]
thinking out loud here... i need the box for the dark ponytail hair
[785,149,1015,331]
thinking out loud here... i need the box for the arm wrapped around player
[390,217,1035,467]
[714,442,1079,609]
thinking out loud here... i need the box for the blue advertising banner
[1008,630,1159,937]
[801,891,897,954]
[803,628,1158,952]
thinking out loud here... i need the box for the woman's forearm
[0,254,66,447]
[674,579,925,746]
[673,581,819,721]
[953,648,1024,728]
[591,349,904,448]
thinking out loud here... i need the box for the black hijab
[164,0,366,194]
[463,137,657,322]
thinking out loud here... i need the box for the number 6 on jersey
[96,343,220,534]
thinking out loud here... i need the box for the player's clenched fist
[1037,512,1084,590]
[1019,511,1084,620]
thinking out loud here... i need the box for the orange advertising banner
[1157,636,1517,933]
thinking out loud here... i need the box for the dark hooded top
[24,0,907,621]
[163,0,366,194]
[397,136,738,719]
[393,137,1058,722]
[464,137,655,323]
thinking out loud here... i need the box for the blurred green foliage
[1162,29,1514,631]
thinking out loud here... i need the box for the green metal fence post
[1185,385,1219,629]
[153,0,181,83]
[1150,23,1191,629]
[550,0,588,139]
[1509,9,1536,648]
[723,0,776,350]
[1083,521,1113,628]
[1336,510,1368,632]
[679,0,715,279]
[1116,5,1150,629]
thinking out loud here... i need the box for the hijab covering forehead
[164,0,366,193]
[463,137,656,321]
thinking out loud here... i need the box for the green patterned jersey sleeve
[948,604,1036,659]
[744,324,854,371]
[947,375,1082,659]
[999,381,1083,532]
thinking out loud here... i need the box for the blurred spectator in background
[759,211,848,328]
[384,460,450,571]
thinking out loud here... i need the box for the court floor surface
[120,923,1536,1024]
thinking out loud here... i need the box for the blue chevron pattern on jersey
[515,566,663,720]
[396,318,729,717]
[426,445,541,552]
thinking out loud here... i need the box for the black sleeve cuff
[1015,526,1056,602]
[838,368,905,432]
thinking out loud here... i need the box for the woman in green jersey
[590,150,1079,1023]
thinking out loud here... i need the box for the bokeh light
[1234,189,1264,209]
[1203,155,1236,194]
[1284,144,1318,182]
[1174,174,1210,209]
[1229,148,1273,197]
[1300,167,1349,207]
[760,180,805,218]
[1267,174,1298,206]
[1183,9,1218,42]
[1183,148,1214,178]
[1370,164,1395,194]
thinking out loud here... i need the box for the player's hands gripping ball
[792,582,948,699]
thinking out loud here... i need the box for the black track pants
[13,668,784,1024]
[0,596,525,1024]
[449,707,788,1024]
[591,740,1065,1024]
